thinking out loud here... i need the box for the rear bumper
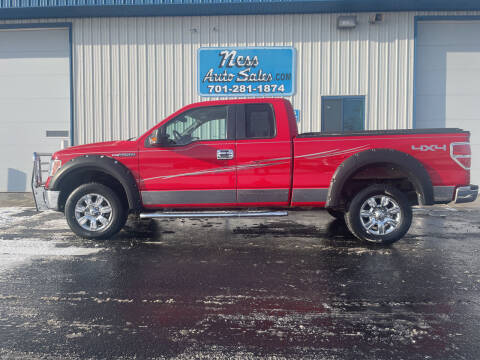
[454,185,478,204]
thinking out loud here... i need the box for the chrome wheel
[74,193,113,232]
[359,195,401,236]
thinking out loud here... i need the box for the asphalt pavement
[0,200,479,359]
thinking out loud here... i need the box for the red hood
[53,140,137,159]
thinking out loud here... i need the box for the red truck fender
[47,155,142,211]
[326,148,434,209]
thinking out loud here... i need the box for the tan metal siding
[1,11,479,145]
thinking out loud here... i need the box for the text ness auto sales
[202,50,292,83]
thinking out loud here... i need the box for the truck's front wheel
[65,183,127,239]
[345,184,412,245]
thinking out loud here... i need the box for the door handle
[217,149,234,160]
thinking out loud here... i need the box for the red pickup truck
[32,98,477,244]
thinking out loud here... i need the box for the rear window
[244,104,275,139]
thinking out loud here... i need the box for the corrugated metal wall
[72,12,416,144]
[1,11,479,145]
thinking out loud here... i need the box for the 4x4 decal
[411,145,446,152]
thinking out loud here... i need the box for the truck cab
[138,98,296,208]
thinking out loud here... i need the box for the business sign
[294,109,301,123]
[198,47,295,97]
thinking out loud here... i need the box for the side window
[191,118,226,140]
[150,105,228,146]
[244,103,276,139]
[322,96,365,132]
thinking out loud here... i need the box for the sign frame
[197,46,296,97]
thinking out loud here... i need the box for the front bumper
[32,152,59,211]
[454,185,478,204]
[32,186,60,211]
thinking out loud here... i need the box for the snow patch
[0,238,102,272]
[0,207,30,228]
[36,218,68,230]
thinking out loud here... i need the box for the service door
[139,105,237,207]
[0,27,71,192]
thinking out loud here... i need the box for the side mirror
[156,134,170,146]
[148,129,170,147]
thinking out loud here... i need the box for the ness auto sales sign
[198,47,296,97]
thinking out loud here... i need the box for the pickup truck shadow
[231,219,356,242]
[112,215,384,249]
[119,216,159,239]
[324,219,357,240]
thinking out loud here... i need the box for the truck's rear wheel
[65,183,127,239]
[344,184,412,245]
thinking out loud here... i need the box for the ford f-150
[32,98,478,244]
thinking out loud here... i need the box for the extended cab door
[138,105,237,208]
[235,102,293,206]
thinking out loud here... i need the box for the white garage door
[416,20,480,184]
[0,27,70,192]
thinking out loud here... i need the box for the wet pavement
[0,205,479,359]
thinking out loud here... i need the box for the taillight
[450,142,471,170]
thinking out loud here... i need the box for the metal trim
[454,185,479,204]
[141,189,236,205]
[433,186,455,203]
[237,189,289,203]
[31,153,60,211]
[140,210,288,219]
[3,2,480,20]
[292,188,328,203]
[45,190,61,211]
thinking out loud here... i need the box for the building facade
[0,0,479,191]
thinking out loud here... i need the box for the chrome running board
[139,210,288,219]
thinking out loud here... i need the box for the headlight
[49,159,62,177]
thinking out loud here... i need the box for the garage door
[415,20,480,184]
[0,27,70,192]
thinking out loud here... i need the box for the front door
[138,105,236,208]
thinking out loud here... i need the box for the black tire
[327,208,345,220]
[65,183,127,239]
[344,184,412,245]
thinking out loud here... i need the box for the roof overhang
[1,0,480,20]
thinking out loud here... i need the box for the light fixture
[337,15,357,29]
[369,13,384,24]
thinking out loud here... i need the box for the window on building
[244,103,276,138]
[322,96,365,132]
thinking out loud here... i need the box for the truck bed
[298,128,467,138]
